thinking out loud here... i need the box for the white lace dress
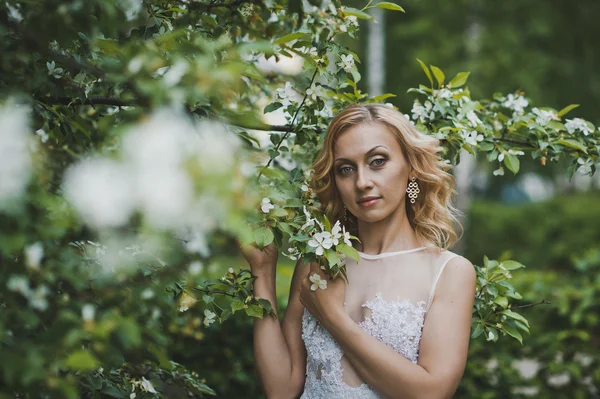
[300,246,459,398]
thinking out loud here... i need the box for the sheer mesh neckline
[357,245,428,260]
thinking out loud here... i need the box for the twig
[511,299,551,310]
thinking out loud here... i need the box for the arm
[252,256,310,399]
[321,256,476,399]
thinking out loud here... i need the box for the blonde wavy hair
[310,103,463,250]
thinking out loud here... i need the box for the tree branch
[511,299,551,310]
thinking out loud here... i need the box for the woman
[242,103,476,399]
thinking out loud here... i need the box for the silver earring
[406,177,420,204]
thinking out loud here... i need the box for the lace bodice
[300,247,458,398]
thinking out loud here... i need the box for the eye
[338,166,354,175]
[371,157,387,167]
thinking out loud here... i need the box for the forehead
[333,122,401,158]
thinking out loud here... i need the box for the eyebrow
[334,145,389,164]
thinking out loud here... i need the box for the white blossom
[82,304,96,322]
[565,118,593,135]
[502,94,529,114]
[7,275,30,295]
[331,221,342,246]
[0,103,32,206]
[261,197,275,213]
[36,129,49,143]
[309,273,327,291]
[411,101,434,122]
[337,54,355,73]
[493,167,505,176]
[577,157,594,175]
[461,130,484,146]
[64,158,136,228]
[203,309,217,326]
[140,377,157,393]
[188,261,204,275]
[25,242,44,271]
[435,88,452,99]
[342,225,352,246]
[532,108,558,126]
[276,81,297,107]
[465,110,482,127]
[308,231,334,256]
[29,285,50,311]
[141,289,155,300]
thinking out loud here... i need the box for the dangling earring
[406,176,420,204]
[343,206,348,224]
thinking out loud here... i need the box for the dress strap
[425,254,459,312]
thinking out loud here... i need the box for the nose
[355,167,374,191]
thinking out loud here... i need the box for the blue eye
[339,166,353,174]
[371,158,387,166]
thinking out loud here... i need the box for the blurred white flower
[140,377,157,393]
[342,225,352,246]
[64,158,136,228]
[276,81,297,107]
[117,0,143,21]
[141,288,155,300]
[82,304,96,322]
[309,274,327,291]
[25,242,44,271]
[577,157,593,175]
[331,221,342,246]
[137,167,193,229]
[532,108,558,126]
[261,197,275,213]
[493,167,505,176]
[29,285,49,311]
[502,94,529,114]
[435,88,452,99]
[460,130,484,146]
[188,261,204,275]
[7,275,30,295]
[0,103,32,206]
[411,101,434,122]
[203,309,217,326]
[35,129,49,143]
[465,110,481,127]
[163,61,188,86]
[337,54,355,73]
[565,118,593,135]
[228,267,234,274]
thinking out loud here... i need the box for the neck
[355,204,422,255]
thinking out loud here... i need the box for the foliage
[465,193,600,270]
[0,0,598,397]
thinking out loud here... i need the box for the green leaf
[430,65,445,88]
[557,104,579,118]
[471,322,484,339]
[501,310,530,328]
[264,102,283,114]
[502,260,525,270]
[65,350,99,372]
[371,93,396,102]
[502,322,524,344]
[326,250,338,267]
[504,154,520,174]
[343,7,374,20]
[337,243,360,262]
[374,2,405,12]
[278,222,294,236]
[274,32,310,44]
[556,139,588,153]
[202,295,214,304]
[245,304,264,318]
[257,298,274,315]
[231,299,245,313]
[416,59,433,87]
[448,72,470,88]
[494,296,508,308]
[254,226,274,248]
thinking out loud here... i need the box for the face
[333,122,412,224]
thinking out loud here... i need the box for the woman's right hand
[239,238,279,276]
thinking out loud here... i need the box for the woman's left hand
[299,262,347,326]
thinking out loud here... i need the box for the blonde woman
[242,103,476,398]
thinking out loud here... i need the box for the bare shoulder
[439,253,476,293]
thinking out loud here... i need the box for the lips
[357,196,381,207]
